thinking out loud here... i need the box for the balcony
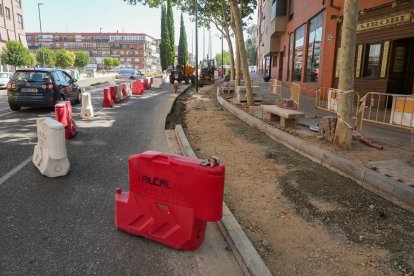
[270,0,287,34]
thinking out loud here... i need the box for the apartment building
[0,0,27,70]
[26,32,161,72]
[257,0,414,96]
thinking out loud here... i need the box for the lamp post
[195,0,198,92]
[37,3,45,67]
[99,27,103,69]
[221,34,224,79]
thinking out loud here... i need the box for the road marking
[0,156,32,185]
[0,107,10,112]
[0,111,13,117]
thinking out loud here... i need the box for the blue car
[7,68,82,111]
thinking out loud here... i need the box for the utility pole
[221,35,224,78]
[37,3,45,67]
[195,0,198,92]
[334,0,359,147]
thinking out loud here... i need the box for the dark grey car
[7,68,81,111]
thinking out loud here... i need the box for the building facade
[26,32,161,72]
[257,0,414,96]
[0,0,27,70]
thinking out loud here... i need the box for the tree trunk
[411,129,414,165]
[224,26,235,81]
[235,35,241,86]
[221,0,235,81]
[230,0,253,106]
[334,0,359,147]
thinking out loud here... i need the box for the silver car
[0,72,13,89]
[115,69,145,81]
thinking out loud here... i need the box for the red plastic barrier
[121,83,129,98]
[132,81,145,95]
[109,86,120,103]
[115,151,225,250]
[55,101,76,139]
[103,87,114,107]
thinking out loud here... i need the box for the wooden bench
[262,105,305,128]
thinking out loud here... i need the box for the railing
[359,92,414,131]
[269,79,282,98]
[314,87,360,129]
[290,83,301,111]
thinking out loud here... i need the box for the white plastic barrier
[80,92,94,120]
[125,82,133,97]
[117,85,124,101]
[152,78,163,88]
[33,118,70,178]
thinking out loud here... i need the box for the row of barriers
[315,88,414,131]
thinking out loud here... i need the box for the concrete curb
[174,124,273,276]
[216,91,414,213]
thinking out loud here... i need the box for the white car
[0,72,13,89]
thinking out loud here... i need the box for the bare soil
[166,84,414,276]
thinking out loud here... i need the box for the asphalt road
[0,82,209,275]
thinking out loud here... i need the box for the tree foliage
[1,41,32,67]
[215,50,231,67]
[103,57,113,68]
[25,52,36,67]
[112,58,121,67]
[160,4,168,70]
[245,24,257,65]
[178,13,188,66]
[36,47,56,67]
[55,49,75,69]
[74,51,89,68]
[166,0,175,67]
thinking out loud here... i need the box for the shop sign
[356,45,363,78]
[380,41,390,78]
[357,12,412,32]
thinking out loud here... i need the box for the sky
[24,0,256,60]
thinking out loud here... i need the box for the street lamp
[37,3,45,67]
[195,0,198,92]
[99,28,103,69]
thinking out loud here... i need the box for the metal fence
[314,87,360,129]
[359,92,414,131]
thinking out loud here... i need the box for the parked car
[7,68,82,111]
[0,72,13,89]
[115,69,145,81]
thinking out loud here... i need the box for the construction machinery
[169,64,195,84]
[199,59,216,86]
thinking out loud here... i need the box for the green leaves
[1,41,33,67]
[36,47,56,67]
[178,13,188,66]
[55,49,75,69]
[74,51,90,68]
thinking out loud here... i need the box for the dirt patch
[167,84,414,276]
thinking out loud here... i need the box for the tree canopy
[1,41,33,67]
[55,49,75,69]
[36,47,56,67]
[178,13,188,65]
[74,51,89,68]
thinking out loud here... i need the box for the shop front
[339,2,414,95]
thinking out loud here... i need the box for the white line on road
[0,111,13,117]
[0,156,32,185]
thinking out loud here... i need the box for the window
[16,0,21,8]
[306,12,323,82]
[293,25,304,82]
[289,0,294,20]
[363,43,381,78]
[287,32,293,81]
[17,14,23,29]
[5,7,10,19]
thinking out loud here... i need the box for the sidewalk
[217,74,414,212]
[246,73,414,186]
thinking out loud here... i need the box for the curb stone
[216,91,414,214]
[174,124,273,276]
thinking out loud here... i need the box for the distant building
[257,0,414,96]
[0,0,27,71]
[26,32,161,72]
